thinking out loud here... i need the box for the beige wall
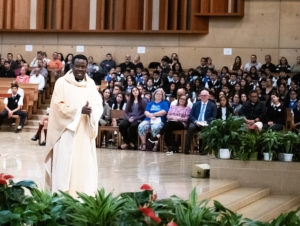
[0,0,299,70]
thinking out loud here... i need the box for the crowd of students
[1,51,300,153]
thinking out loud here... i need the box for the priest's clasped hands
[82,101,92,116]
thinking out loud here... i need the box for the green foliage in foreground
[0,177,300,226]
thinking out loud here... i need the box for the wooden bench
[0,97,20,129]
[0,86,34,119]
[96,110,124,148]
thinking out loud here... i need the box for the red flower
[3,175,13,180]
[140,184,152,190]
[167,222,177,226]
[138,206,161,223]
[0,173,14,185]
[0,179,7,185]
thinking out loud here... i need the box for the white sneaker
[166,151,173,156]
[17,125,22,130]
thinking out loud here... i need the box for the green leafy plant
[200,115,246,158]
[1,174,300,226]
[238,131,259,160]
[174,188,219,225]
[259,130,282,157]
[0,173,36,225]
[62,188,126,226]
[281,131,300,154]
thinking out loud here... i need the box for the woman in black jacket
[263,92,285,131]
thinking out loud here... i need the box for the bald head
[177,88,186,99]
[200,90,209,103]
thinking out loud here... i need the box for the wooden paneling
[72,0,90,30]
[144,0,152,30]
[104,0,113,30]
[191,0,209,32]
[0,0,244,34]
[13,0,31,29]
[114,0,125,30]
[55,0,63,29]
[0,0,4,29]
[210,0,228,13]
[159,0,168,30]
[125,0,144,30]
[168,0,178,30]
[178,0,187,30]
[4,0,13,29]
[45,0,53,29]
[36,0,45,29]
[200,0,210,13]
[96,0,105,30]
[62,0,72,30]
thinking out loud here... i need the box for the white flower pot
[283,153,293,162]
[219,148,231,159]
[263,152,273,161]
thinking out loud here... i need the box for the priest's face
[73,58,87,81]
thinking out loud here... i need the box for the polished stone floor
[0,130,227,199]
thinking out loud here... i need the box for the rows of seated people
[1,51,300,153]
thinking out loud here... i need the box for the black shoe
[40,141,46,146]
[148,137,159,144]
[184,150,190,155]
[31,135,39,141]
[173,146,179,153]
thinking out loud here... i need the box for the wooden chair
[159,130,186,152]
[286,108,295,131]
[96,110,124,148]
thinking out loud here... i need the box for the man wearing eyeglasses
[184,89,217,154]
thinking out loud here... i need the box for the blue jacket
[189,100,217,124]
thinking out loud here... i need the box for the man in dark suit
[184,89,217,154]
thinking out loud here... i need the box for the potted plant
[200,116,246,159]
[259,130,281,161]
[279,131,300,162]
[238,131,259,160]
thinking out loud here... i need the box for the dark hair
[11,82,19,89]
[232,56,242,71]
[270,91,279,97]
[58,53,64,61]
[153,70,160,76]
[249,90,258,96]
[72,54,88,65]
[112,92,126,110]
[126,87,143,112]
[161,56,170,63]
[65,53,74,62]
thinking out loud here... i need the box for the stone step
[26,120,40,126]
[0,125,37,132]
[237,195,300,222]
[198,180,240,201]
[208,187,270,212]
[31,114,44,120]
[37,109,47,115]
[39,104,50,110]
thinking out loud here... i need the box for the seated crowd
[1,51,300,153]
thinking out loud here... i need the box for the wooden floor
[0,130,226,199]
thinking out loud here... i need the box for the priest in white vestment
[45,55,103,197]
